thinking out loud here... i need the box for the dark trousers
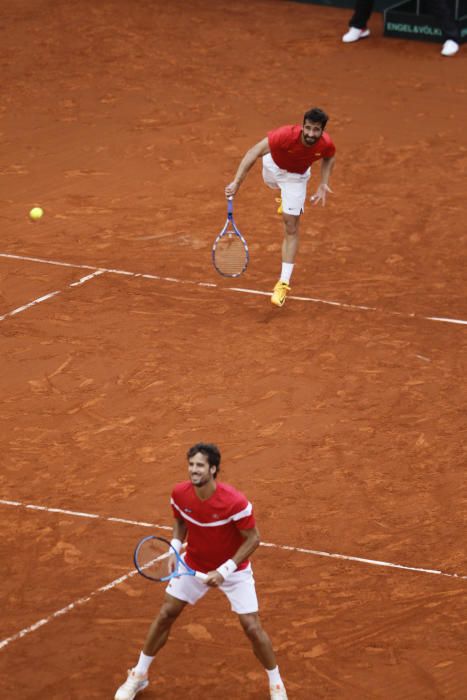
[426,0,460,41]
[348,0,374,29]
[349,0,460,41]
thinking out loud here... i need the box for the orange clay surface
[1,1,466,698]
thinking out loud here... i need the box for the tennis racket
[212,197,249,277]
[133,535,208,582]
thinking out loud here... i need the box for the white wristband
[216,558,237,581]
[170,538,182,554]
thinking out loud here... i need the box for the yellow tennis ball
[29,207,44,221]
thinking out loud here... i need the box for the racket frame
[133,535,208,582]
[212,197,249,278]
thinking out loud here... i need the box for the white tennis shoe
[270,682,288,699]
[114,669,149,700]
[342,27,370,43]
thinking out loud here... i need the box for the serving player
[114,442,287,700]
[225,107,336,307]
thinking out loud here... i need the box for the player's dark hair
[303,107,329,129]
[187,442,221,478]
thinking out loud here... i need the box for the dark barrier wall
[291,0,396,11]
[290,0,466,42]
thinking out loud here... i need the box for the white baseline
[1,252,466,327]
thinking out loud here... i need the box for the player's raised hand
[225,181,239,198]
[311,183,333,206]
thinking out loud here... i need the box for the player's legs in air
[262,155,310,307]
[271,212,301,307]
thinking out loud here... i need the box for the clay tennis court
[1,0,466,698]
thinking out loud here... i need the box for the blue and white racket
[212,197,249,277]
[134,535,208,582]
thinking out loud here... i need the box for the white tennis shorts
[166,563,259,615]
[262,153,311,216]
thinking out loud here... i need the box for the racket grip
[195,571,209,582]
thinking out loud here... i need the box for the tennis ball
[29,207,44,221]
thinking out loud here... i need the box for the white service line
[260,542,467,579]
[1,252,466,327]
[1,499,169,530]
[1,496,466,650]
[2,498,467,577]
[0,269,105,322]
[6,498,464,580]
[69,270,106,287]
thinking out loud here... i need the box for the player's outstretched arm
[311,155,336,206]
[225,138,270,197]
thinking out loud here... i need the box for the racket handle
[227,196,233,217]
[194,571,209,582]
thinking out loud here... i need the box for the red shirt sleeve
[170,486,185,521]
[235,512,255,530]
[231,493,256,530]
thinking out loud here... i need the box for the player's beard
[190,473,210,486]
[304,135,317,145]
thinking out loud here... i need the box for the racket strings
[136,538,173,580]
[213,232,248,276]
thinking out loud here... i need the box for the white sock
[134,651,155,676]
[266,666,282,685]
[280,262,294,284]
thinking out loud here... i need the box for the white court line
[2,499,466,580]
[1,497,465,650]
[0,291,61,321]
[0,565,141,651]
[1,252,466,327]
[0,269,105,322]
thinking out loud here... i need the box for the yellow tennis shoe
[271,280,291,307]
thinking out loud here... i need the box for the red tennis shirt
[267,124,336,174]
[171,481,256,573]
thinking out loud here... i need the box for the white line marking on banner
[1,252,466,327]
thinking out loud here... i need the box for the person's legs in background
[425,0,461,55]
[342,0,375,42]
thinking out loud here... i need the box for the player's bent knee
[244,624,265,643]
[283,218,299,236]
[239,614,264,641]
[159,598,185,623]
